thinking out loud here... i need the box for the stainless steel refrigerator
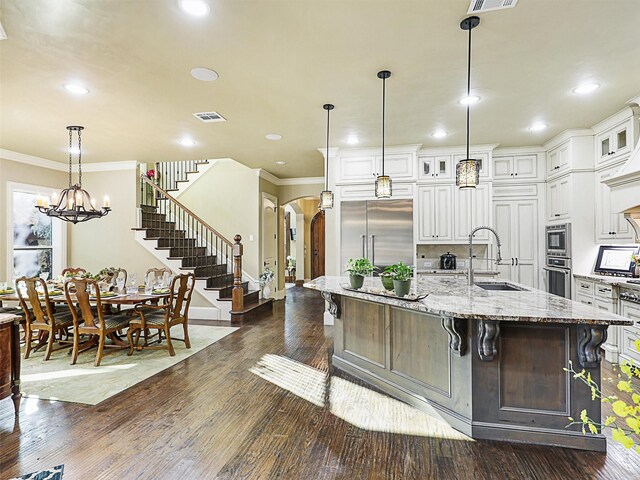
[340,199,414,274]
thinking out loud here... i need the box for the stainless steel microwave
[546,223,571,257]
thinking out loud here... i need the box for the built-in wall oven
[544,256,572,299]
[546,223,571,257]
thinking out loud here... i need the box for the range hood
[624,208,640,243]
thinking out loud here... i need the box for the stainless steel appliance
[543,256,572,299]
[546,223,571,257]
[340,199,413,273]
[440,252,457,270]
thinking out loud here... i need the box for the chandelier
[36,126,111,224]
[319,103,334,210]
[375,70,392,198]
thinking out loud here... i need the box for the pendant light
[37,126,111,224]
[319,103,335,210]
[375,70,392,198]
[456,16,481,189]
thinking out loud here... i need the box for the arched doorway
[311,210,325,280]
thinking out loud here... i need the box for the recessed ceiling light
[179,0,210,16]
[191,67,218,81]
[266,134,282,141]
[458,95,480,105]
[179,138,197,146]
[345,136,359,145]
[275,161,287,165]
[63,84,89,95]
[528,122,548,132]
[431,130,448,138]
[573,83,600,95]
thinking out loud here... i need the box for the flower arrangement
[565,339,640,453]
[145,169,157,180]
[259,267,274,287]
[632,254,640,265]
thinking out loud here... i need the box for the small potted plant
[259,267,275,299]
[380,265,396,291]
[345,258,376,289]
[392,262,414,297]
[632,254,640,277]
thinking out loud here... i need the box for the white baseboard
[189,307,223,321]
[324,311,334,326]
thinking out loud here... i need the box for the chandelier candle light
[319,103,335,210]
[456,16,481,189]
[375,70,392,198]
[36,126,111,224]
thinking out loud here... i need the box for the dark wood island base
[327,294,610,452]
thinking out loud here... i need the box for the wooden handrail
[140,174,233,247]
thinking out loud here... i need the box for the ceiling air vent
[468,0,518,13]
[193,111,226,123]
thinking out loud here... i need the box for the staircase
[150,159,215,197]
[133,172,272,323]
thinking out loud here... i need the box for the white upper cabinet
[547,143,570,177]
[418,155,452,180]
[453,152,490,178]
[417,185,453,242]
[546,175,571,222]
[493,155,537,181]
[337,155,377,183]
[374,153,416,180]
[454,184,490,242]
[596,119,632,164]
[595,162,634,242]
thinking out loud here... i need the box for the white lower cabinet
[619,301,640,364]
[493,198,538,288]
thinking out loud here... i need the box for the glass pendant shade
[455,159,479,189]
[375,175,392,198]
[320,190,334,210]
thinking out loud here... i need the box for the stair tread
[218,290,259,301]
[230,298,273,314]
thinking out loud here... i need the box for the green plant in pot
[345,258,376,289]
[380,265,397,291]
[392,262,414,297]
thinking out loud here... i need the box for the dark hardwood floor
[1,287,639,479]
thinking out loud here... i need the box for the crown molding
[0,149,66,171]
[256,168,323,186]
[1,148,138,172]
[543,129,593,150]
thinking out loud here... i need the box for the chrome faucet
[468,226,502,286]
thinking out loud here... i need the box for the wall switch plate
[249,235,254,241]
[423,260,433,267]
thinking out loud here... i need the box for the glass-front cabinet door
[418,155,451,180]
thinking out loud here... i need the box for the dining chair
[16,276,73,361]
[61,267,87,276]
[127,273,195,357]
[64,278,131,367]
[145,267,171,287]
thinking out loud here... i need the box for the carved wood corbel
[577,325,608,369]
[478,320,500,361]
[441,316,467,356]
[321,292,341,319]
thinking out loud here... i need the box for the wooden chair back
[62,267,87,276]
[64,278,106,331]
[16,276,56,327]
[146,268,171,285]
[167,273,195,321]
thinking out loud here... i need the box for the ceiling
[1,0,639,178]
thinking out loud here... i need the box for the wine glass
[116,277,125,293]
[39,271,50,281]
[145,276,154,295]
[130,273,137,288]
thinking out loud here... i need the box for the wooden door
[311,210,325,280]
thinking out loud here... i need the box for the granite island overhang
[305,276,634,452]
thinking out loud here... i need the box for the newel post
[231,234,244,313]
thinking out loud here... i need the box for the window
[8,183,66,280]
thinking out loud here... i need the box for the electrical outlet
[423,260,433,268]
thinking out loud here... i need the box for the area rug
[10,464,64,479]
[20,325,237,405]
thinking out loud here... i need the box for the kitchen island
[305,276,633,451]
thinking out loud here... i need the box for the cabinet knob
[510,173,513,176]
[554,214,561,217]
[514,173,518,176]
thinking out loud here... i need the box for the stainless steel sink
[474,282,527,292]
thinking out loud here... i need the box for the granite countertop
[0,313,19,325]
[417,269,499,275]
[573,273,640,288]
[305,276,633,326]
